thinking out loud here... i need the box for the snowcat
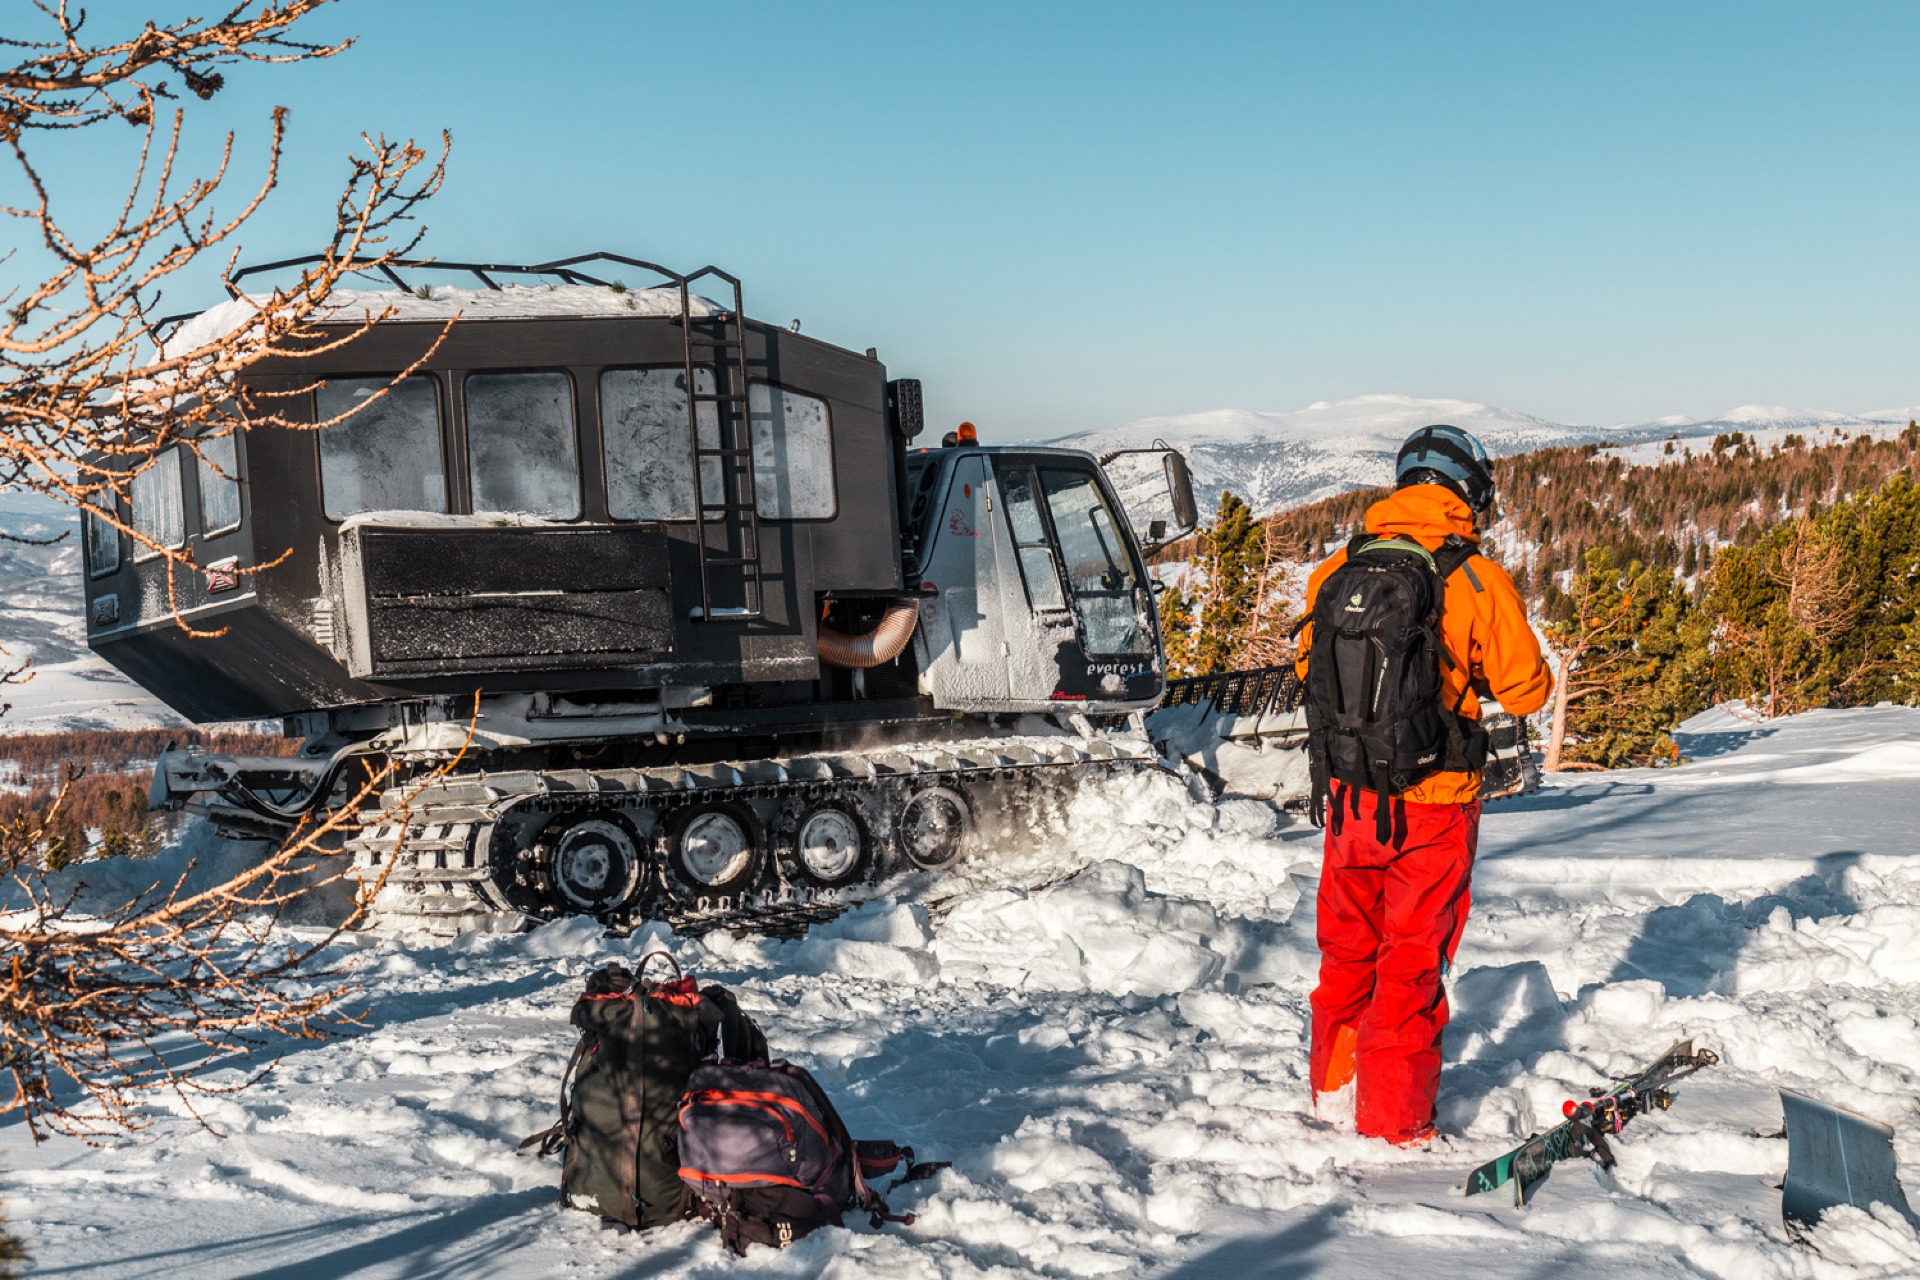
[81,254,1532,934]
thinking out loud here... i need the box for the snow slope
[1051,396,1920,514]
[7,705,1920,1278]
[0,492,180,736]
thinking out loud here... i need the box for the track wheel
[793,803,870,888]
[541,814,644,915]
[667,804,765,898]
[895,785,972,870]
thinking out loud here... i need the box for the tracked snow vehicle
[83,255,1202,932]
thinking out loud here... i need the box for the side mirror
[1096,439,1197,554]
[1164,451,1197,531]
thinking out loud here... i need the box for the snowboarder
[1294,424,1552,1146]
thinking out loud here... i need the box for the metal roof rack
[154,252,716,329]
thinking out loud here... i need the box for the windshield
[1038,466,1151,656]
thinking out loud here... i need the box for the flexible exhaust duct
[818,599,919,669]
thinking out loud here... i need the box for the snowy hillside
[1051,395,1920,513]
[0,492,178,735]
[8,705,1920,1277]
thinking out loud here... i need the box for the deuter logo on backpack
[1302,533,1488,841]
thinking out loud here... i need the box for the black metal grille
[1159,665,1304,718]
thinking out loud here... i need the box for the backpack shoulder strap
[518,1030,592,1157]
[1434,534,1483,591]
[1430,534,1492,740]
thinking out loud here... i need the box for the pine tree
[1702,474,1920,713]
[1545,549,1707,768]
[1163,490,1268,675]
[1158,581,1199,676]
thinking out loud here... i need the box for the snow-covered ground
[6,709,1920,1279]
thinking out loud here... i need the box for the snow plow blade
[1779,1090,1920,1238]
[1147,667,1309,802]
[1145,666,1540,805]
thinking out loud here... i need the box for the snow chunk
[936,860,1226,996]
[771,901,940,987]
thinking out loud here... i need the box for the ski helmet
[1395,424,1495,514]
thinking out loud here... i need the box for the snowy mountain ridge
[1047,394,1920,513]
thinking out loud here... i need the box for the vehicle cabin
[82,283,906,723]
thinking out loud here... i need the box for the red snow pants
[1309,782,1480,1141]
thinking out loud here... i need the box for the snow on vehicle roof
[162,282,725,356]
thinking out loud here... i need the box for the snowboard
[1462,1038,1718,1207]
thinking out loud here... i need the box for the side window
[84,503,121,576]
[196,431,242,535]
[601,367,716,521]
[466,371,580,518]
[129,448,185,562]
[1039,466,1150,656]
[315,376,447,520]
[749,383,834,519]
[998,466,1067,611]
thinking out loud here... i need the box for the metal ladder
[678,267,764,621]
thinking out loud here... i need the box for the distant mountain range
[1050,394,1920,513]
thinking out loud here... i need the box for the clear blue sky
[27,1,1920,438]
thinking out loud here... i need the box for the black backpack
[1302,532,1489,841]
[677,1058,947,1255]
[519,953,767,1229]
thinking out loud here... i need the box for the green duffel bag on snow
[520,953,767,1229]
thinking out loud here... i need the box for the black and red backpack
[676,1058,947,1255]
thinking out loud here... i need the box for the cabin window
[84,503,121,576]
[1039,467,1150,656]
[315,376,447,520]
[997,466,1068,612]
[465,371,580,518]
[600,366,717,521]
[129,448,185,562]
[196,431,242,534]
[749,383,834,519]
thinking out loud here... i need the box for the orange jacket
[1295,484,1553,805]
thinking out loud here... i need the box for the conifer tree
[1544,549,1707,768]
[1162,490,1268,674]
[1701,475,1920,713]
